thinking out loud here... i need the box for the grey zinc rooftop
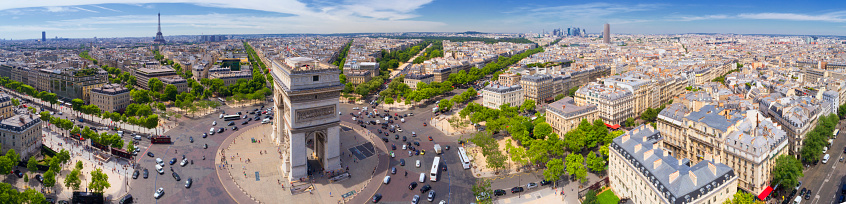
[684,105,742,132]
[546,97,597,118]
[612,125,736,204]
[482,83,522,93]
[724,110,788,163]
[658,103,689,123]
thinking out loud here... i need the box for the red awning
[605,123,621,129]
[758,186,773,200]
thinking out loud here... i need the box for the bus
[223,114,241,121]
[457,147,471,169]
[151,136,171,144]
[430,156,440,182]
[835,129,840,139]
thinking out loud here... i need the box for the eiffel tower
[153,12,166,44]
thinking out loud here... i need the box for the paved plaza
[216,121,383,204]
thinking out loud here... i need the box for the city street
[338,99,477,204]
[795,120,846,204]
[127,103,266,204]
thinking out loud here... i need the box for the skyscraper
[603,23,610,44]
[153,13,166,44]
[41,31,46,42]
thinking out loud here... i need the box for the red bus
[151,136,171,144]
[91,141,109,151]
[111,148,131,159]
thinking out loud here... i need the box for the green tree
[505,139,530,167]
[70,98,84,111]
[600,145,610,158]
[563,129,586,152]
[42,170,56,188]
[624,117,637,127]
[554,94,565,101]
[565,153,587,182]
[27,156,37,173]
[723,192,764,204]
[385,97,394,104]
[771,155,803,190]
[568,86,579,97]
[11,98,19,106]
[163,84,178,101]
[75,160,83,171]
[88,168,111,194]
[543,158,565,183]
[586,152,606,172]
[532,122,553,140]
[520,99,536,112]
[64,169,82,190]
[148,78,164,92]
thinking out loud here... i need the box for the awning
[758,186,773,200]
[605,123,621,129]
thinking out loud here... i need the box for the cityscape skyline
[0,1,845,39]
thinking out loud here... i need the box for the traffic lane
[129,104,264,203]
[375,152,450,203]
[798,124,846,204]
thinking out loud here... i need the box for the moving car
[185,178,193,188]
[412,195,420,204]
[180,159,188,166]
[371,193,382,203]
[391,167,397,174]
[409,182,418,190]
[427,191,435,202]
[143,169,149,179]
[420,184,431,193]
[416,160,421,167]
[35,174,43,183]
[172,172,181,181]
[132,170,139,179]
[153,188,164,199]
[169,158,177,165]
[189,136,194,143]
[383,176,391,184]
[147,152,154,157]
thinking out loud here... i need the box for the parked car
[143,169,149,179]
[411,195,420,204]
[540,180,552,186]
[427,191,435,202]
[527,183,538,189]
[35,174,44,183]
[494,189,506,196]
[132,170,139,179]
[805,190,812,200]
[147,152,154,157]
[511,187,524,193]
[169,158,177,165]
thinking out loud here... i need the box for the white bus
[457,147,471,169]
[430,156,440,182]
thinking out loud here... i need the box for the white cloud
[673,15,729,21]
[90,5,121,12]
[738,11,846,22]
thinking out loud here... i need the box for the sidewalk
[41,128,134,201]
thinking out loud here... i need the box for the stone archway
[305,130,327,170]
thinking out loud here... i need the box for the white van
[210,128,215,135]
[419,173,426,183]
[134,135,142,140]
[155,164,164,174]
[793,195,802,204]
[262,118,270,124]
[219,114,224,119]
[823,154,831,164]
[383,176,391,184]
[156,158,164,166]
[117,131,124,136]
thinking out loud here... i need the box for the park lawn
[597,190,620,204]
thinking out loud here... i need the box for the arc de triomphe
[269,57,342,180]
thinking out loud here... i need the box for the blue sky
[0,0,844,39]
